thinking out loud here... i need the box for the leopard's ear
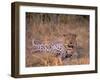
[63,33,69,37]
[71,33,77,38]
[74,34,77,38]
[63,34,66,37]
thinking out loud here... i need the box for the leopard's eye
[70,42,72,44]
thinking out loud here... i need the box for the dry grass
[63,56,89,65]
[26,53,63,67]
[26,52,89,67]
[26,13,90,67]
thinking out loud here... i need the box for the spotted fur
[31,33,78,60]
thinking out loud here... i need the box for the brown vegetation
[26,53,63,67]
[26,13,89,67]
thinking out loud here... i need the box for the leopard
[62,33,78,60]
[31,33,78,61]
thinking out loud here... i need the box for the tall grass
[26,53,63,67]
[26,13,89,67]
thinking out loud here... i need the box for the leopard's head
[63,33,77,54]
